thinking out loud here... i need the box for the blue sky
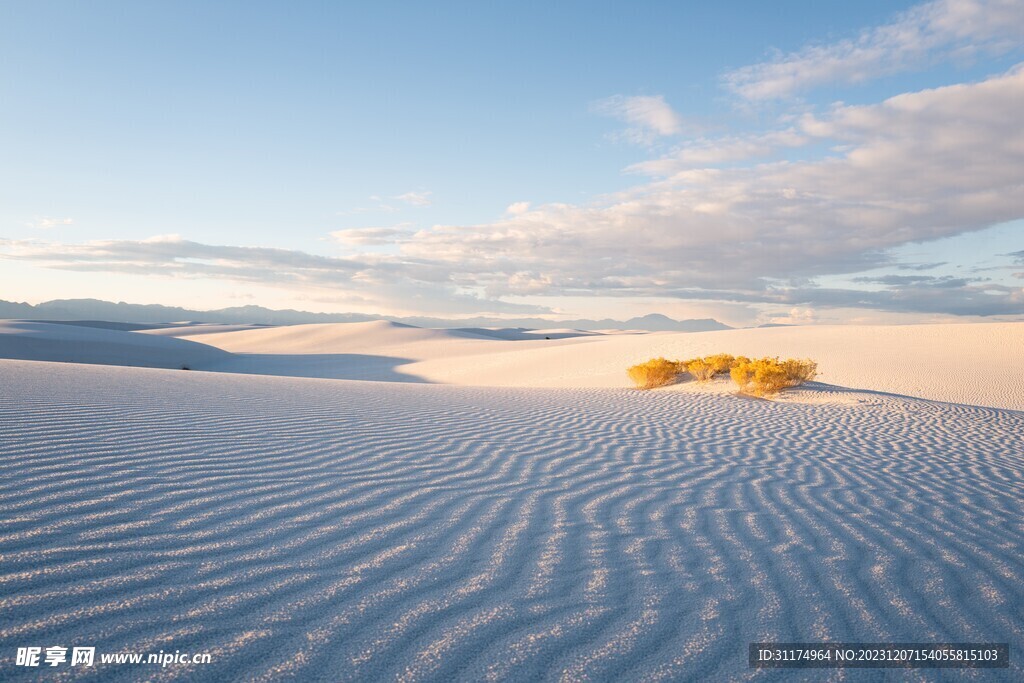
[2,0,1022,325]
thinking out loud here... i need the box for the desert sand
[0,319,1021,680]
[2,318,1022,408]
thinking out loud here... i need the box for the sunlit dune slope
[186,321,1024,410]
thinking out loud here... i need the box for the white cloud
[724,0,1024,101]
[331,224,415,246]
[592,95,684,144]
[628,130,807,175]
[396,190,433,207]
[763,307,818,326]
[29,216,74,229]
[141,233,183,243]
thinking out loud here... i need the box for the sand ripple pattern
[1,361,1022,681]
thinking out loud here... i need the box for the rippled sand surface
[2,361,1021,681]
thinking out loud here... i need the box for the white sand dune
[0,321,230,370]
[182,320,497,352]
[139,323,272,337]
[0,360,1021,681]
[1,319,1020,409]
[453,327,605,341]
[176,320,1024,411]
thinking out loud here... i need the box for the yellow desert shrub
[731,356,818,396]
[627,357,679,389]
[730,355,751,376]
[687,353,737,381]
[751,359,790,396]
[673,358,700,375]
[782,358,817,385]
[707,353,736,374]
[730,361,756,389]
[686,358,717,381]
[628,353,817,395]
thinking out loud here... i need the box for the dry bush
[673,359,694,375]
[750,359,789,396]
[730,361,756,389]
[686,353,736,381]
[731,356,816,396]
[629,353,817,395]
[782,358,817,385]
[627,358,679,389]
[707,353,736,374]
[686,358,717,381]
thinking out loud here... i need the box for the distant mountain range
[0,298,732,332]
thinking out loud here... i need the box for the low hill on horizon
[0,298,731,332]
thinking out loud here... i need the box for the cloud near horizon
[0,235,551,316]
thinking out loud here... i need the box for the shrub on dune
[751,359,790,396]
[730,356,818,396]
[674,359,694,375]
[707,353,736,374]
[629,353,817,395]
[686,358,717,381]
[627,358,679,389]
[730,361,756,390]
[782,358,817,385]
[687,353,736,381]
